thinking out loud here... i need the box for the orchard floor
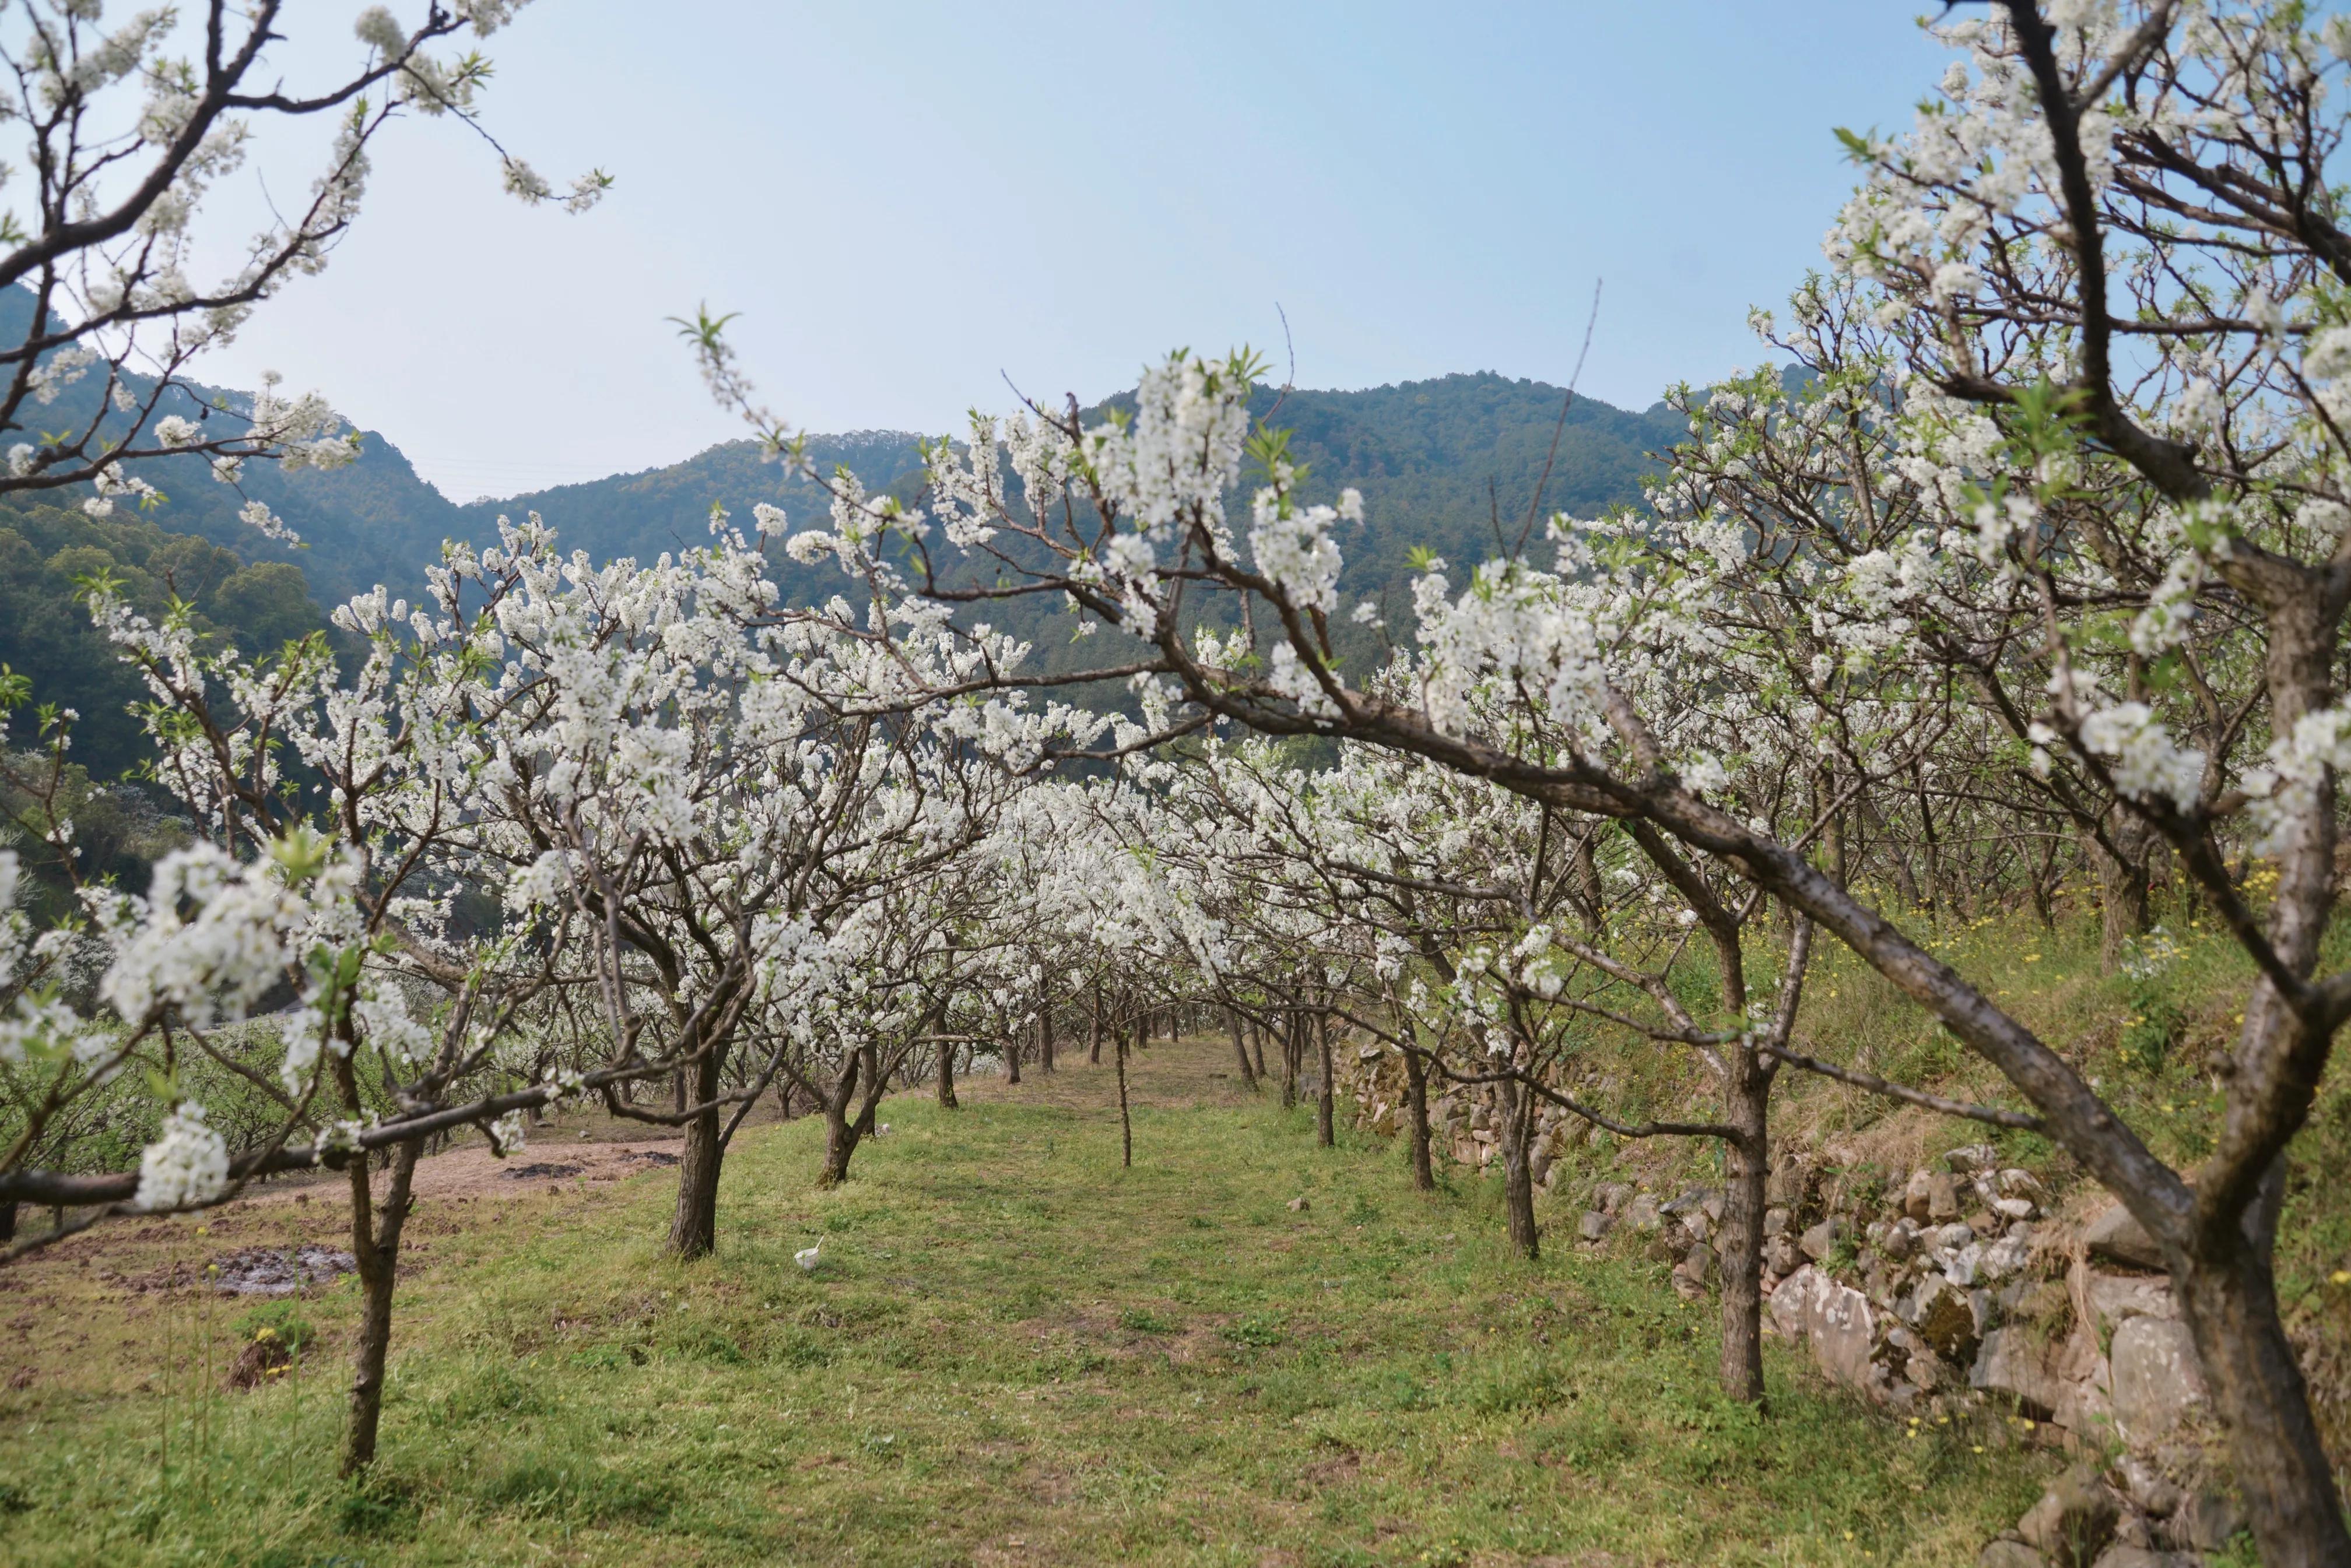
[0,1038,2052,1566]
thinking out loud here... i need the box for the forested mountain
[4,367,1685,773]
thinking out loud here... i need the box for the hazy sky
[194,3,1950,501]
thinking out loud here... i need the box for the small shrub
[1222,1314,1285,1348]
[1120,1307,1180,1334]
[233,1301,317,1356]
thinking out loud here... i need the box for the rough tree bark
[1400,1043,1436,1192]
[339,1139,420,1475]
[1315,1010,1335,1148]
[1494,1074,1539,1260]
[668,1045,724,1258]
[935,1039,958,1109]
[817,1049,865,1188]
[1115,1018,1133,1168]
[1227,1007,1257,1090]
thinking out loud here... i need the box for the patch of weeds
[1255,1367,1338,1417]
[1343,1193,1380,1225]
[767,1330,832,1369]
[1120,1307,1180,1334]
[567,1344,632,1372]
[1356,1365,1434,1411]
[1542,1405,1637,1469]
[2202,1531,2259,1568]
[1222,1313,1286,1348]
[0,1481,29,1515]
[1186,1214,1215,1229]
[233,1300,318,1355]
[433,1359,546,1423]
[336,1477,420,1539]
[476,1460,675,1525]
[1464,1349,1572,1414]
[675,1325,745,1364]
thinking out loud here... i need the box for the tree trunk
[1315,1012,1335,1147]
[1038,997,1055,1073]
[667,1048,724,1258]
[1005,1026,1022,1085]
[1401,1046,1435,1191]
[1252,1019,1266,1082]
[0,1200,15,1243]
[2086,818,2153,973]
[339,1140,420,1475]
[935,1039,958,1109]
[1718,1046,1770,1404]
[818,1052,864,1187]
[1227,1008,1257,1090]
[1089,982,1103,1065]
[852,1046,880,1137]
[1495,1075,1539,1260]
[1280,1014,1299,1110]
[1115,1020,1133,1168]
[2176,1200,2351,1567]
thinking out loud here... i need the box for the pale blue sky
[199,3,1950,500]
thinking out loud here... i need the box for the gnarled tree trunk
[340,1140,420,1474]
[668,1046,724,1258]
[1718,1045,1770,1404]
[1315,1011,1335,1147]
[1495,1075,1539,1260]
[1401,1044,1435,1191]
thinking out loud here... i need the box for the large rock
[1929,1172,1964,1221]
[1984,1542,2059,1568]
[2170,1485,2249,1552]
[1904,1167,1935,1221]
[1768,1264,1822,1340]
[1800,1217,1845,1261]
[1915,1276,1981,1361]
[1811,1274,1877,1391]
[2108,1316,2206,1444]
[1981,1229,2033,1280]
[1972,1328,2069,1416]
[2017,1468,2120,1568]
[2079,1270,2175,1334]
[1577,1210,1612,1243]
[1979,1544,2048,1568]
[1623,1192,1661,1231]
[2087,1549,2194,1568]
[2083,1204,2165,1270]
[1764,1264,1876,1389]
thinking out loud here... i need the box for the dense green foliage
[0,497,328,778]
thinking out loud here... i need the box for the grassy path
[1,1038,2048,1565]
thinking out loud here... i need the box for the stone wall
[1326,1041,2257,1566]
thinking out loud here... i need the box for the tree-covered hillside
[8,368,1683,771]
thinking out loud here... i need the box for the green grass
[0,1043,2051,1566]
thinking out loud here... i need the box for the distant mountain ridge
[1,360,1689,768]
[132,371,1683,625]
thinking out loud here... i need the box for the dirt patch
[210,1244,356,1296]
[224,1334,294,1389]
[1301,1449,1360,1488]
[623,1149,681,1168]
[501,1162,586,1181]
